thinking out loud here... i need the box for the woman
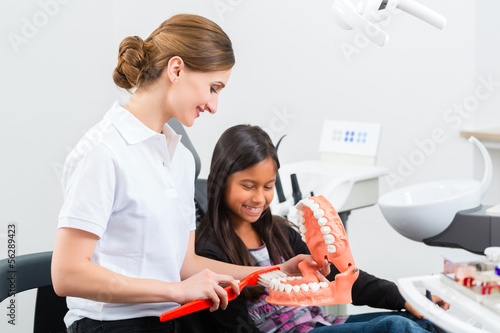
[196,124,448,333]
[51,15,310,333]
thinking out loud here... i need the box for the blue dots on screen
[342,130,368,144]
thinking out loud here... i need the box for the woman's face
[169,68,231,127]
[224,157,276,227]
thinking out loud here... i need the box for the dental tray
[398,274,500,333]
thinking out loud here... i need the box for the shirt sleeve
[58,142,117,238]
[348,270,406,310]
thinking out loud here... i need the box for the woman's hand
[176,269,240,312]
[404,295,450,319]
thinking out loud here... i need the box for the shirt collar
[105,102,182,161]
[105,102,158,145]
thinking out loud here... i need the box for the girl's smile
[224,156,277,228]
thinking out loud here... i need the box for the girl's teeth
[245,206,260,212]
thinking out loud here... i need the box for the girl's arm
[51,227,240,311]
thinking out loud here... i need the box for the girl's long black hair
[196,125,295,301]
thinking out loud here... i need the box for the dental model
[266,195,359,306]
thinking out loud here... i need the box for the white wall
[472,0,500,206]
[1,0,493,331]
[475,0,500,130]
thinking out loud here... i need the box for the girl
[51,15,310,333]
[196,124,448,333]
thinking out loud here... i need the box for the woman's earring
[174,78,177,82]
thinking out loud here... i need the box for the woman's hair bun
[112,36,150,90]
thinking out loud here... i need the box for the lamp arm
[396,0,446,29]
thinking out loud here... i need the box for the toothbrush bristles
[258,270,288,287]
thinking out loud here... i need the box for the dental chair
[0,251,68,333]
[167,118,208,224]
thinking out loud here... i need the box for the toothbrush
[160,266,287,322]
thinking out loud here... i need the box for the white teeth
[309,282,320,292]
[270,279,278,290]
[320,226,331,235]
[274,280,280,291]
[327,245,337,253]
[303,199,314,206]
[276,281,283,291]
[269,280,275,290]
[274,281,330,293]
[313,209,325,219]
[324,234,335,245]
[296,198,338,251]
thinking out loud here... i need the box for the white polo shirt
[58,102,196,327]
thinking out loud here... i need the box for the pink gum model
[266,195,359,306]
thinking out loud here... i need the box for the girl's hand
[317,258,331,277]
[279,254,331,277]
[404,295,450,319]
[176,269,240,312]
[279,254,320,276]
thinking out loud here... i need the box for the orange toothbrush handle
[160,285,238,322]
[160,299,212,322]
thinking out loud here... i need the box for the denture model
[266,195,359,306]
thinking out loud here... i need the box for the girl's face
[169,69,231,127]
[224,156,276,227]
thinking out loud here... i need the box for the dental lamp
[332,0,446,46]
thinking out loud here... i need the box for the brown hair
[112,14,235,91]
